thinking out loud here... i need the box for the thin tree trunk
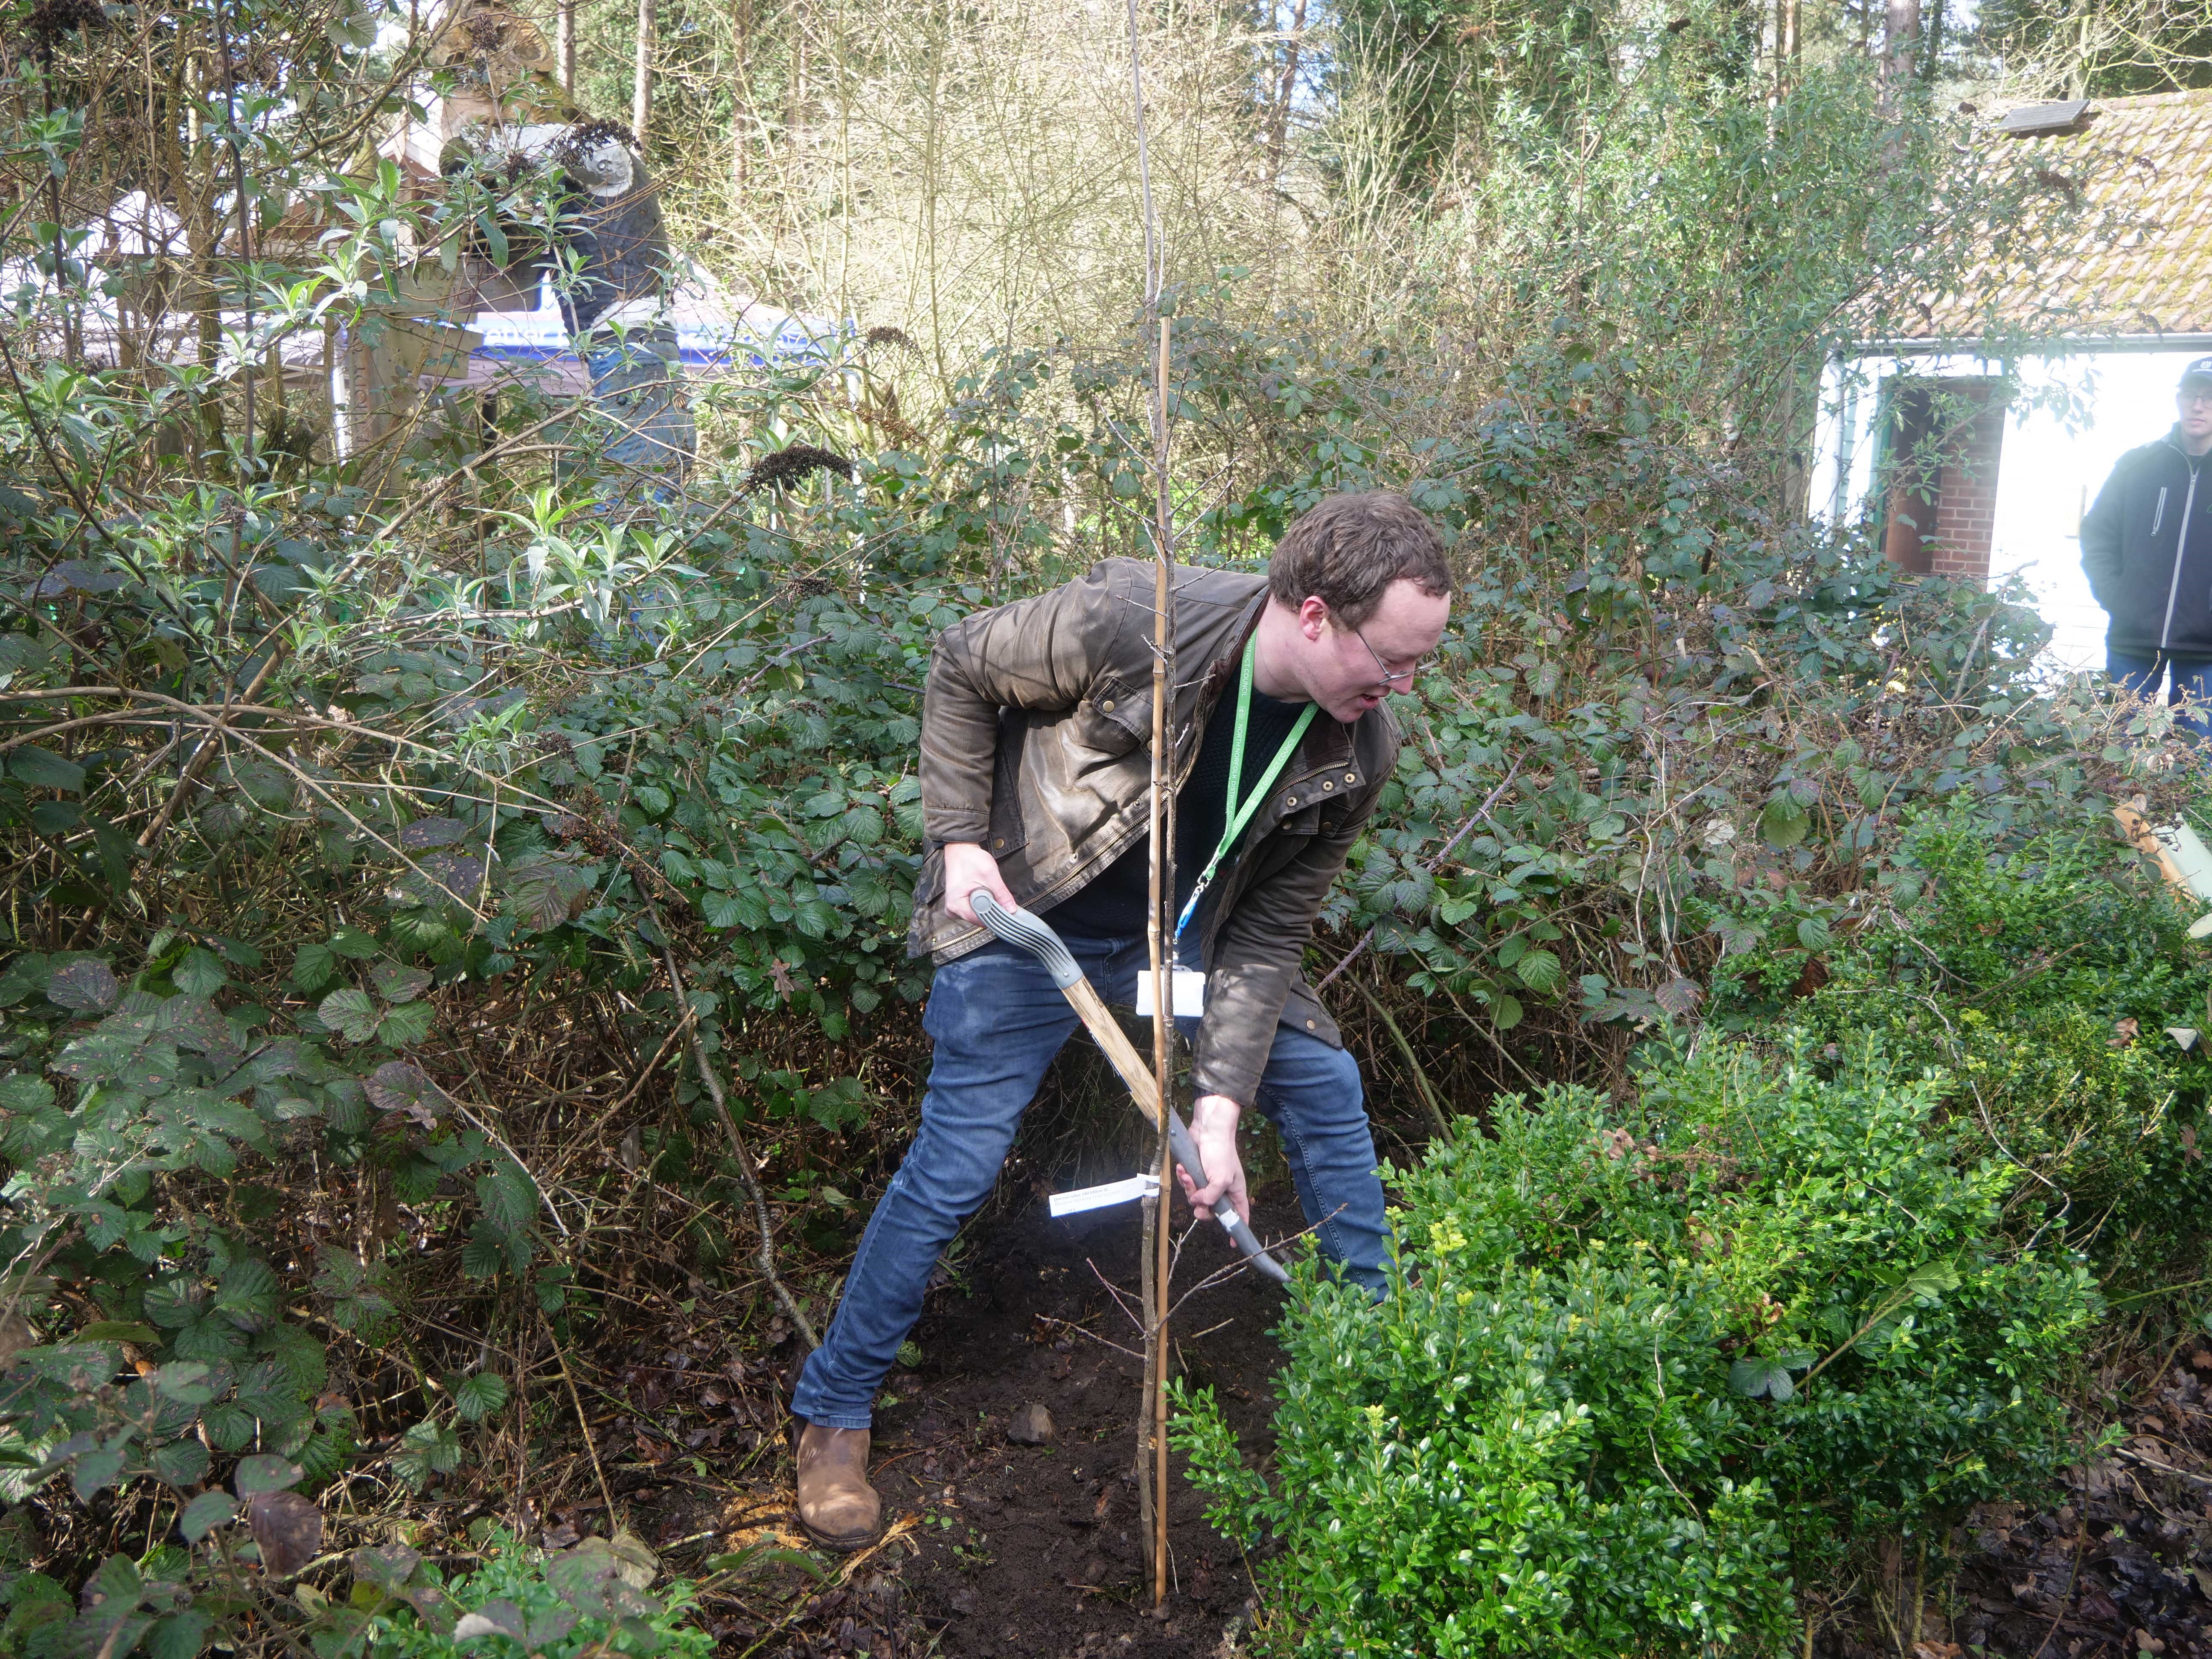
[1881,0,1919,116]
[1266,0,1307,192]
[558,0,576,95]
[729,0,751,195]
[633,0,655,142]
[1919,0,1946,80]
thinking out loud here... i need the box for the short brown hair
[1266,492,1452,629]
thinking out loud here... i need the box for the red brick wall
[1927,381,2008,583]
[1876,377,2010,583]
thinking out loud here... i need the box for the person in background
[786,493,1455,1551]
[2082,356,2212,733]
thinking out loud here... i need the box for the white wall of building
[1810,346,2210,675]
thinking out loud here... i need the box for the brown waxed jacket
[910,558,1402,1109]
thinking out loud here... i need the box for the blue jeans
[791,931,1391,1429]
[582,329,696,479]
[2109,649,2212,736]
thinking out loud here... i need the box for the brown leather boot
[794,1422,881,1551]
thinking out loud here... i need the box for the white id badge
[1135,967,1207,1018]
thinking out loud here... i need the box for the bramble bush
[1176,1039,2106,1658]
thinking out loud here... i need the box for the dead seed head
[738,444,857,498]
[23,0,104,51]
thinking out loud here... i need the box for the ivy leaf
[317,988,379,1043]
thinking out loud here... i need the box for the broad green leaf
[76,1321,157,1346]
[10,747,84,793]
[48,959,119,1011]
[1515,949,1562,993]
[370,962,432,1005]
[290,943,336,992]
[317,989,379,1043]
[180,1490,236,1540]
[145,1611,211,1659]
[1758,797,1809,849]
[377,1001,435,1048]
[446,1371,509,1424]
[234,1453,303,1496]
[173,949,227,998]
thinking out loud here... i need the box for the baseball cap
[2182,356,2212,388]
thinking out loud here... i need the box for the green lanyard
[1173,634,1317,943]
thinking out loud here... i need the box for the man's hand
[1177,1094,1249,1225]
[943,841,1017,925]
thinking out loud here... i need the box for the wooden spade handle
[1061,975,1162,1125]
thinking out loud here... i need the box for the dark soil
[595,1169,2212,1659]
[597,1182,1296,1658]
[1936,1351,2212,1659]
[795,1190,1296,1658]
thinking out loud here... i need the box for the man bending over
[788,492,1454,1549]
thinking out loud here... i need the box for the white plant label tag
[1048,1173,1160,1218]
[1134,967,1206,1018]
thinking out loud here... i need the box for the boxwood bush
[1176,1040,2104,1658]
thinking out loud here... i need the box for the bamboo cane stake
[1144,315,1174,1608]
[1123,0,1172,1607]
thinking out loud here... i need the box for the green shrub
[345,1533,714,1659]
[1176,1040,2104,1658]
[1702,805,2212,1284]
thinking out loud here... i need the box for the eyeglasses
[1351,624,1421,690]
[2183,387,2212,407]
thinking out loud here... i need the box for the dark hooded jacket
[2081,427,2212,658]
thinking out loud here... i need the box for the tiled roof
[1897,87,2212,342]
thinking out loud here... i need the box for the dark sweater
[1045,684,1309,955]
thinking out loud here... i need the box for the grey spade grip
[969,891,1291,1285]
[968,890,1083,989]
